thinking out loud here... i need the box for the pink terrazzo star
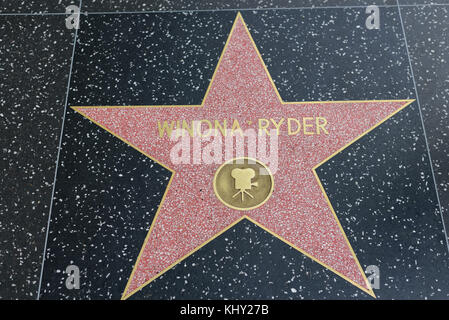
[73,13,412,299]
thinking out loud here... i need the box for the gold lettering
[198,119,212,137]
[182,120,194,137]
[303,117,314,135]
[159,117,329,138]
[157,120,175,138]
[231,119,243,136]
[316,117,328,135]
[287,118,301,135]
[270,118,284,135]
[258,118,270,136]
[214,119,227,137]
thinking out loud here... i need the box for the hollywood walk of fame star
[72,12,413,299]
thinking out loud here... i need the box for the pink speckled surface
[74,15,410,298]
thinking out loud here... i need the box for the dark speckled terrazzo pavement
[402,5,449,243]
[80,0,398,12]
[0,15,74,299]
[1,1,449,300]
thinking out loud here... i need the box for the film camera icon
[213,157,273,210]
[231,168,258,202]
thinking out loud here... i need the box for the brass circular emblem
[213,157,274,211]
